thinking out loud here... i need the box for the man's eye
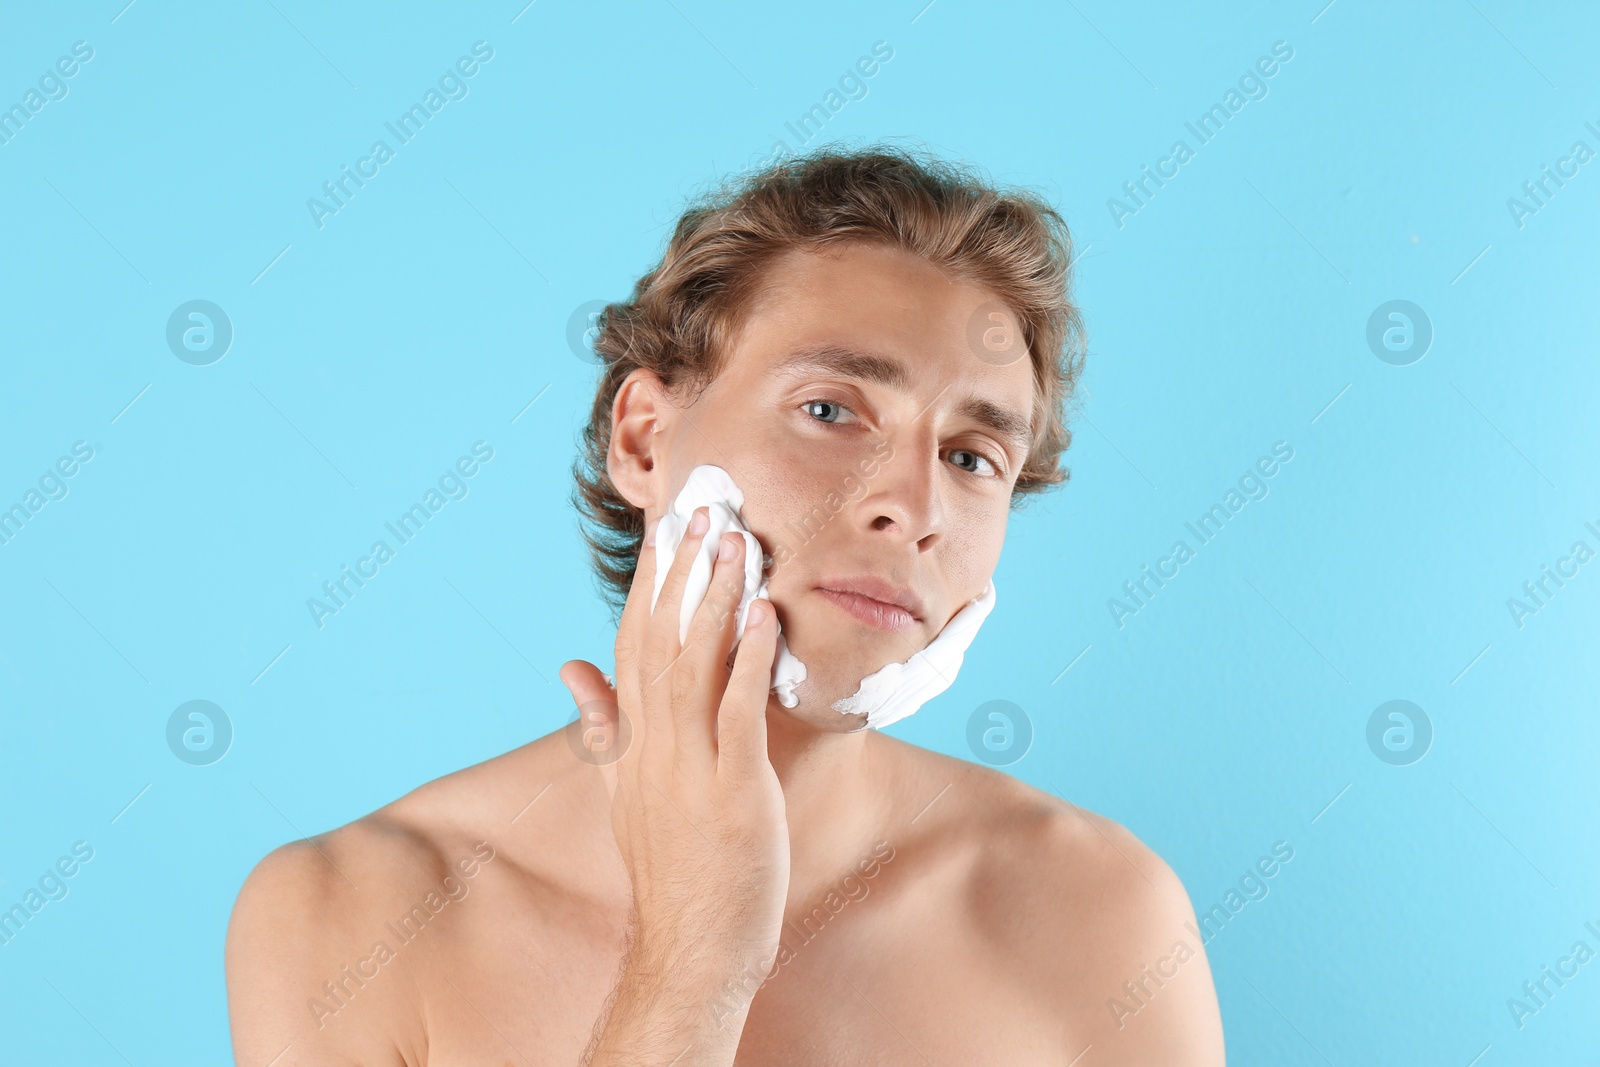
[803,400,849,424]
[947,448,999,477]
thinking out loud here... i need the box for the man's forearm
[582,933,769,1066]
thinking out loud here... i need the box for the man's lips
[818,589,918,632]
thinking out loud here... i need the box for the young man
[226,146,1225,1065]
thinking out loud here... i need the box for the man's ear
[607,368,673,511]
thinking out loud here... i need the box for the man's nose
[861,431,944,551]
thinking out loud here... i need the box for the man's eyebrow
[775,342,1033,456]
[773,343,912,391]
[955,396,1034,456]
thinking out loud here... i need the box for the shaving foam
[651,465,807,707]
[651,464,997,729]
[831,581,996,729]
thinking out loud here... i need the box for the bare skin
[226,242,1225,1065]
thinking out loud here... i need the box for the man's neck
[763,701,894,909]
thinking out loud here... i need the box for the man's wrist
[586,951,763,1066]
[639,932,776,1026]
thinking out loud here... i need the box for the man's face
[651,241,1036,728]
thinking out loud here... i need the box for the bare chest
[411,877,1075,1066]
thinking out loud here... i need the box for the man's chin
[762,654,896,731]
[767,691,870,733]
[762,606,928,721]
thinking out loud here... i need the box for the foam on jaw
[831,580,996,730]
[651,464,996,729]
[651,465,807,707]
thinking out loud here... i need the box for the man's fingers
[641,505,709,688]
[672,532,749,769]
[717,597,779,778]
[647,507,709,646]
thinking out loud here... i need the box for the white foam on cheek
[832,581,997,730]
[650,465,807,707]
[648,464,996,727]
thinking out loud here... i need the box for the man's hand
[560,507,789,1065]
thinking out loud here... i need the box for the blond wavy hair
[573,142,1087,614]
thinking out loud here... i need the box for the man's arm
[577,919,777,1066]
[565,516,791,1067]
[1022,805,1226,1066]
[225,838,418,1067]
[1088,832,1226,1066]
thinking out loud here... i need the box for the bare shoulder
[880,739,1225,1064]
[891,744,1185,927]
[1005,786,1224,1064]
[224,750,528,1066]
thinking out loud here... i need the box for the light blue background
[2,0,1597,1062]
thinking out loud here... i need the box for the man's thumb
[559,659,613,709]
[559,659,625,794]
